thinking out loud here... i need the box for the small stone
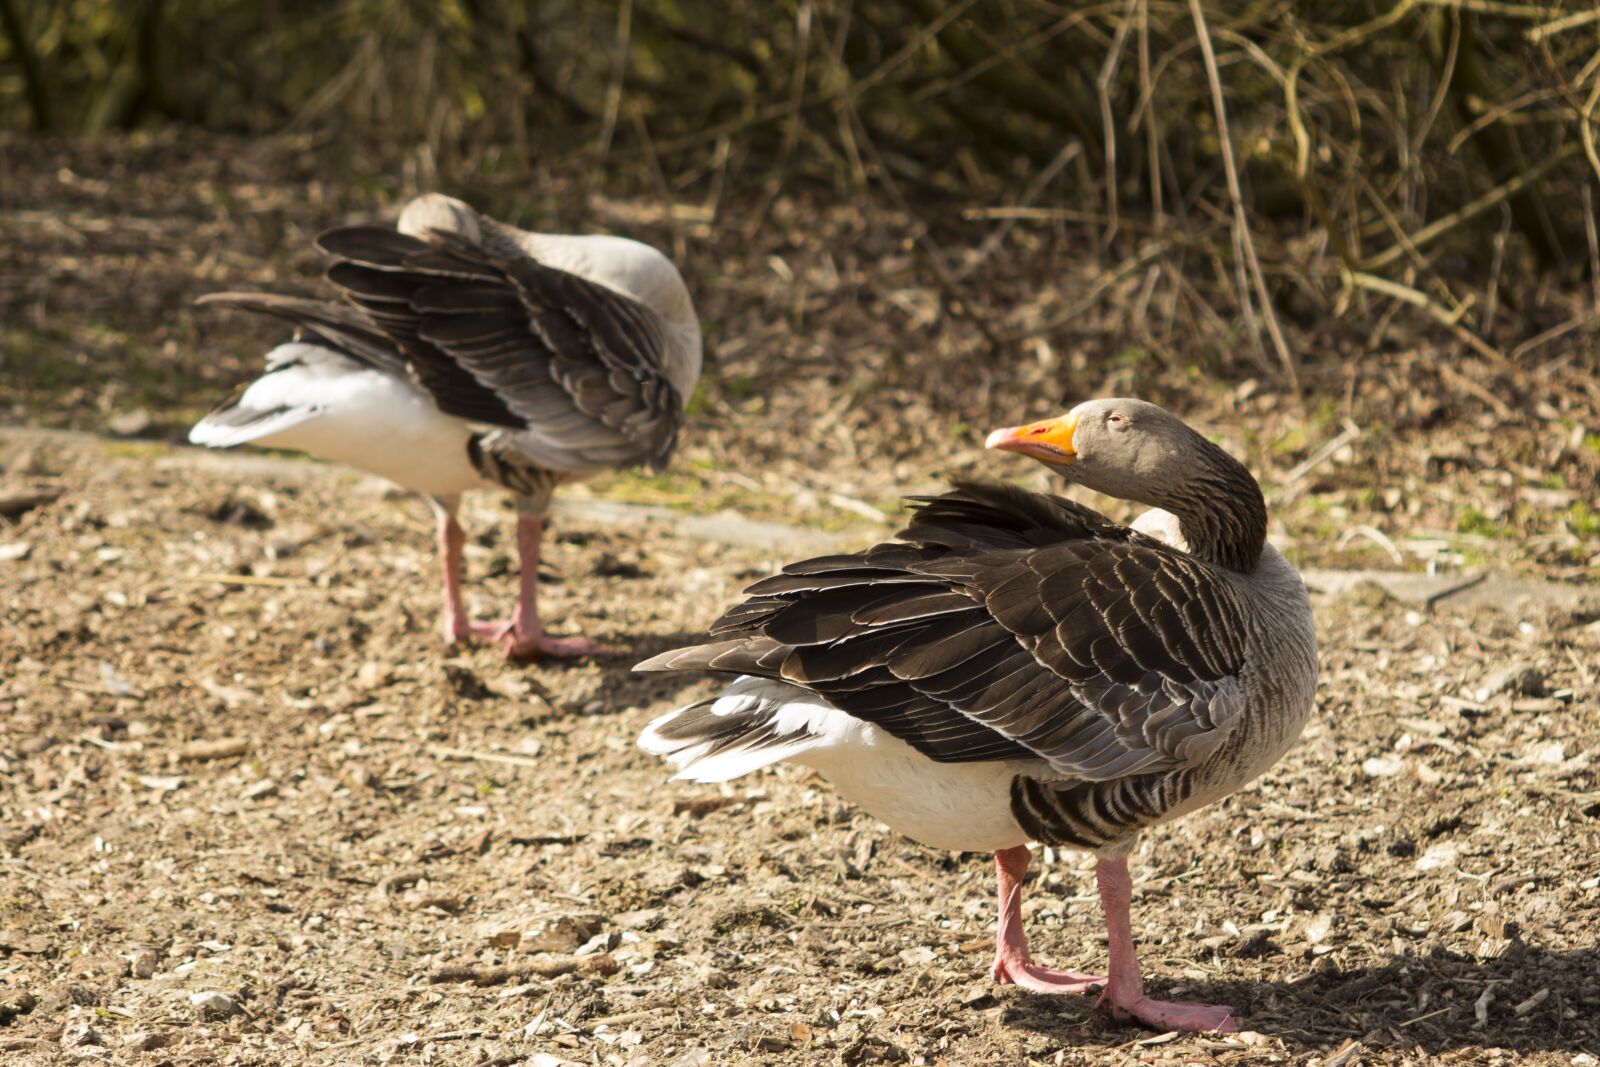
[188,991,237,1019]
[959,984,995,1007]
[0,542,31,562]
[107,409,152,436]
[574,930,620,956]
[240,778,278,801]
[0,991,38,1024]
[1520,741,1568,766]
[129,947,159,979]
[1361,756,1403,778]
[356,661,391,690]
[1416,842,1459,871]
[178,736,249,762]
[64,1021,104,1047]
[1312,845,1350,872]
[521,913,605,954]
[1475,664,1544,703]
[488,929,522,950]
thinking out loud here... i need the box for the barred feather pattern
[1011,768,1195,850]
[1010,577,1316,853]
[466,431,566,512]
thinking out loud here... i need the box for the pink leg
[484,517,617,661]
[989,846,1107,994]
[1093,856,1238,1033]
[437,511,473,645]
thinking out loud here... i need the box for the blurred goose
[190,195,702,658]
[638,399,1317,1032]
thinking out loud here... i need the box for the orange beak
[984,413,1079,465]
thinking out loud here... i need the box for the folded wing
[315,226,683,471]
[638,481,1252,781]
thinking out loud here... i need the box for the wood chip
[416,895,465,914]
[0,485,64,518]
[380,871,425,897]
[1133,1031,1180,1046]
[422,1029,484,1042]
[427,745,541,769]
[240,778,278,800]
[177,572,309,588]
[198,680,258,708]
[1324,1039,1362,1067]
[178,737,249,762]
[1513,987,1549,1015]
[674,795,742,816]
[429,954,620,986]
[1474,985,1496,1026]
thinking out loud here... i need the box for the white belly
[252,370,486,499]
[800,725,1034,853]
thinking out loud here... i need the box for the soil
[2,133,1599,1066]
[2,428,1598,1067]
[3,131,1599,576]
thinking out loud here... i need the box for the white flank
[188,343,484,499]
[639,675,1035,853]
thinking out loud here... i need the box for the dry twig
[1188,0,1300,396]
[427,745,542,769]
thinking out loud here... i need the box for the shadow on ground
[1003,945,1600,1055]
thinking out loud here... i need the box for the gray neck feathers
[1158,439,1266,573]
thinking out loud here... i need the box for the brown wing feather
[638,481,1252,778]
[316,224,682,470]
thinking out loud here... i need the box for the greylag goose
[190,194,702,659]
[637,398,1317,1032]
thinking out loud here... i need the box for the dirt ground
[1,425,1598,1067]
[2,133,1600,1066]
[4,132,1599,577]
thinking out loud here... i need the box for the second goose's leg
[489,516,617,660]
[989,846,1108,994]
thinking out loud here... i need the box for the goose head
[986,397,1267,572]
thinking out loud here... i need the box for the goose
[190,194,702,659]
[637,398,1317,1033]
